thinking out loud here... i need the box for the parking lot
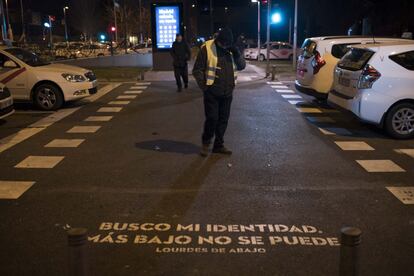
[0,68,413,275]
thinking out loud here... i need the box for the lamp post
[292,0,298,70]
[251,0,260,63]
[266,0,271,76]
[20,0,26,43]
[5,0,13,40]
[113,0,119,43]
[63,6,69,43]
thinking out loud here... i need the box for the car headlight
[62,73,87,82]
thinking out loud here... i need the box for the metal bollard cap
[341,226,362,246]
[67,228,88,246]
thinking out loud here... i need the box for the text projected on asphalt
[89,222,341,254]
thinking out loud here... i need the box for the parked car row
[54,42,110,60]
[244,42,298,61]
[295,36,414,139]
[0,44,97,117]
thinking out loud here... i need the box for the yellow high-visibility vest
[203,39,238,85]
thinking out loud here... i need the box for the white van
[295,36,410,99]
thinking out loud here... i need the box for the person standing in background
[170,34,191,92]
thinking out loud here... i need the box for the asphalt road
[0,75,413,276]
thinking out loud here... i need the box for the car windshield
[5,48,50,67]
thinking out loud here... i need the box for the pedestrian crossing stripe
[130,86,147,90]
[135,82,151,85]
[98,107,123,113]
[271,85,288,89]
[276,89,295,93]
[0,181,35,199]
[124,91,142,94]
[267,81,282,85]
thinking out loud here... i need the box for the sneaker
[200,144,209,157]
[212,146,232,155]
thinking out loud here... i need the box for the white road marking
[271,85,288,89]
[14,111,54,114]
[318,127,352,136]
[267,81,283,85]
[335,141,374,151]
[395,149,414,158]
[117,95,137,99]
[108,101,130,105]
[307,117,336,123]
[15,156,65,169]
[0,181,35,199]
[356,160,405,173]
[0,84,120,155]
[288,100,305,105]
[386,187,414,204]
[276,89,295,93]
[45,139,85,148]
[86,83,122,103]
[84,116,113,122]
[125,91,143,94]
[67,126,101,133]
[98,107,123,113]
[296,107,323,113]
[238,76,252,81]
[130,86,147,90]
[282,95,302,99]
[135,82,151,85]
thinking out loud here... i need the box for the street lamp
[271,12,282,24]
[63,6,69,43]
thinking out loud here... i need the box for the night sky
[7,0,414,41]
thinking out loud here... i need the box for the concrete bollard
[271,65,277,81]
[68,228,89,276]
[339,227,362,276]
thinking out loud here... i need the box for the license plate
[339,77,350,87]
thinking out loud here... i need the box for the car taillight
[358,64,381,89]
[311,51,326,75]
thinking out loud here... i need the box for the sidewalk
[144,61,266,82]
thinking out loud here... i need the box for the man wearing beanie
[193,28,246,157]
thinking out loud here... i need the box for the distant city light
[44,22,51,28]
[100,34,106,41]
[110,26,116,32]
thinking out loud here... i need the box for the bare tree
[70,0,99,41]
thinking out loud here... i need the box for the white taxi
[244,42,295,61]
[0,46,97,110]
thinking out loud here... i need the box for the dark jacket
[192,40,246,97]
[170,41,191,67]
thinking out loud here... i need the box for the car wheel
[33,84,64,111]
[258,54,265,62]
[384,102,414,139]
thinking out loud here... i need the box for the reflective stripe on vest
[204,39,238,85]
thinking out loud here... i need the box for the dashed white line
[108,101,130,105]
[296,107,323,113]
[98,107,123,113]
[0,181,35,199]
[15,156,65,169]
[356,160,405,173]
[276,89,295,93]
[67,126,101,133]
[84,116,113,122]
[45,139,85,148]
[282,95,302,99]
[335,141,374,151]
[118,95,137,99]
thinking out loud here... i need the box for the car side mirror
[3,60,18,68]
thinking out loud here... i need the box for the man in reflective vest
[193,28,246,157]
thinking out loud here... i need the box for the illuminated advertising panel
[155,6,180,49]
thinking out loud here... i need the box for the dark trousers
[174,65,188,88]
[202,92,233,148]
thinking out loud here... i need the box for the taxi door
[0,53,28,100]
